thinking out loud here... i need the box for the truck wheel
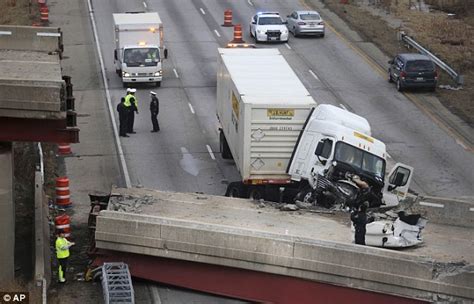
[220,131,232,159]
[249,186,263,201]
[225,182,243,198]
[116,69,122,76]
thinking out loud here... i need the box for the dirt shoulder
[309,0,473,126]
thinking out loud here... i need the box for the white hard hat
[126,88,131,92]
[150,91,156,95]
[130,88,137,93]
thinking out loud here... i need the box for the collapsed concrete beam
[94,189,474,302]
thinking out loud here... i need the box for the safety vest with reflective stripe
[56,237,71,259]
[124,94,137,108]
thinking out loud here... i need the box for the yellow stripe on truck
[353,131,374,143]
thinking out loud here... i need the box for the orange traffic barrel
[55,214,71,238]
[40,5,49,24]
[231,24,244,43]
[222,9,233,27]
[58,143,72,155]
[56,177,72,207]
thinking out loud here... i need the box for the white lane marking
[419,201,445,208]
[173,68,179,78]
[206,145,216,160]
[386,152,392,159]
[339,104,347,111]
[455,138,467,150]
[470,208,474,212]
[143,2,147,8]
[148,285,162,304]
[200,8,205,15]
[188,103,195,114]
[285,43,291,49]
[214,29,221,37]
[309,69,320,81]
[247,0,253,6]
[86,0,131,188]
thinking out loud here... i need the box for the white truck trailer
[217,48,413,208]
[113,12,167,87]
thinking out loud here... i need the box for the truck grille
[316,174,331,189]
[131,72,154,77]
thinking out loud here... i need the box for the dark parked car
[388,53,438,92]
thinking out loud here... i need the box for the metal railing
[102,263,135,304]
[399,31,464,86]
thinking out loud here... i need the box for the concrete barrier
[34,171,51,288]
[411,195,474,228]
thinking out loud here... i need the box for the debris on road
[109,194,156,213]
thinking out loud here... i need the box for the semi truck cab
[288,105,413,207]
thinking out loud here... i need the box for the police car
[249,12,289,43]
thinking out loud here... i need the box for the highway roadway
[68,0,473,301]
[90,0,473,198]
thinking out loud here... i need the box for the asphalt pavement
[49,0,473,301]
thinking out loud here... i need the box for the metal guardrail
[399,31,464,86]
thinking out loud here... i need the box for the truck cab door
[383,163,414,207]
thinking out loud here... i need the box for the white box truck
[217,48,413,209]
[113,12,168,87]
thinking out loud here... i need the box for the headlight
[257,29,263,34]
[122,72,130,77]
[154,71,162,77]
[283,29,288,34]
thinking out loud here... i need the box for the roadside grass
[320,0,473,125]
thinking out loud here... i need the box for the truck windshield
[334,142,385,178]
[123,48,159,67]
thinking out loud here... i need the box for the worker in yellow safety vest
[56,231,75,283]
[124,88,139,134]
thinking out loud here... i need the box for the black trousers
[151,113,160,131]
[354,227,366,245]
[119,116,128,136]
[128,111,135,133]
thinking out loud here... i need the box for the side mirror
[251,21,256,24]
[164,48,168,59]
[287,15,290,18]
[283,21,288,24]
[114,49,118,61]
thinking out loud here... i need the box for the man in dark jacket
[351,202,369,245]
[116,97,129,137]
[149,91,160,132]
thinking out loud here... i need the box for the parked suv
[388,53,438,92]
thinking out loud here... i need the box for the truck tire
[248,186,264,201]
[225,182,245,198]
[220,131,232,160]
